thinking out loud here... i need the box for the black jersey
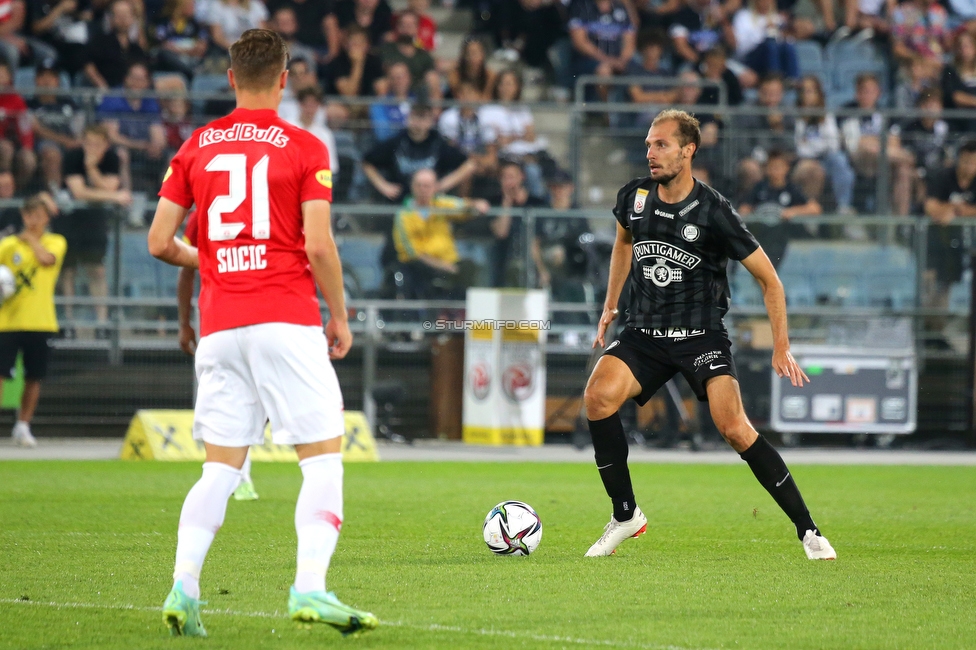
[612,177,760,331]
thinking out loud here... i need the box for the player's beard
[650,152,684,187]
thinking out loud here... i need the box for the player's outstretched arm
[303,199,352,360]
[594,222,633,349]
[148,198,197,268]
[740,247,809,387]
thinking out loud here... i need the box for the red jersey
[159,107,333,337]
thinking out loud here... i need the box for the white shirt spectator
[438,108,497,148]
[731,9,785,59]
[204,0,269,44]
[286,107,339,175]
[477,104,546,157]
[795,115,842,158]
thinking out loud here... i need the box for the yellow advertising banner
[120,410,379,462]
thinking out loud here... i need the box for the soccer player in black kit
[583,109,836,560]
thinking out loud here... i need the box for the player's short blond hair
[651,109,701,159]
[230,29,289,92]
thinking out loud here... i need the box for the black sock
[588,413,636,522]
[739,435,818,540]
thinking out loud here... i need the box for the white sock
[294,453,344,594]
[239,450,253,486]
[173,462,241,599]
[14,420,29,432]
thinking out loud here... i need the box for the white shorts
[193,323,344,447]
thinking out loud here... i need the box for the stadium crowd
[0,0,974,319]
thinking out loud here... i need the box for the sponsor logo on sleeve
[315,169,333,188]
[633,188,649,214]
[162,166,173,182]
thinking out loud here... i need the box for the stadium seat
[190,73,231,114]
[824,40,890,108]
[795,41,827,87]
[15,66,72,90]
[336,236,385,294]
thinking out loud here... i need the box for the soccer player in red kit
[147,29,377,638]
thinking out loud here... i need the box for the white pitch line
[0,598,710,650]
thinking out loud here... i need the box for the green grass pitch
[1,460,974,649]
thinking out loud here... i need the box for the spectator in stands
[792,75,855,214]
[266,0,331,52]
[205,0,269,52]
[323,25,385,97]
[897,88,949,183]
[668,0,734,67]
[941,32,976,130]
[949,0,976,33]
[732,0,799,81]
[735,73,795,197]
[370,61,412,142]
[490,160,548,286]
[493,0,567,81]
[271,6,317,77]
[279,56,318,122]
[922,140,976,331]
[325,0,394,61]
[841,73,915,215]
[392,168,489,300]
[152,0,209,81]
[0,61,35,190]
[0,172,19,237]
[531,170,590,299]
[896,55,938,108]
[377,10,434,88]
[448,36,496,100]
[567,0,636,99]
[58,124,131,330]
[699,45,743,106]
[399,0,436,51]
[841,0,894,39]
[156,74,194,154]
[84,0,148,89]
[363,102,475,202]
[738,148,819,268]
[892,0,949,80]
[479,69,550,198]
[287,86,339,178]
[28,62,84,193]
[626,29,677,106]
[25,0,90,74]
[0,1,59,72]
[96,61,166,191]
[438,80,499,198]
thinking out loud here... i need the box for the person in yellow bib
[0,194,66,447]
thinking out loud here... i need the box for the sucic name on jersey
[199,123,289,149]
[216,244,268,273]
[632,241,702,269]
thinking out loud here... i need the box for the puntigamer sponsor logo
[632,241,702,269]
[200,123,290,148]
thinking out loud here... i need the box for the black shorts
[603,327,737,404]
[0,331,53,380]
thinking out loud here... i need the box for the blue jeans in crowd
[819,151,856,211]
[744,38,800,80]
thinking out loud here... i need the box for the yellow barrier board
[120,410,379,462]
[462,425,544,446]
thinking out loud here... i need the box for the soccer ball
[0,265,15,303]
[482,500,543,556]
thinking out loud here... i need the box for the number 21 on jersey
[206,153,270,242]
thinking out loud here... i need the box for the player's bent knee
[583,383,622,420]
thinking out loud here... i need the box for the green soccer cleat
[232,480,259,501]
[288,587,378,637]
[162,581,207,637]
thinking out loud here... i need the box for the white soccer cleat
[584,507,647,556]
[802,529,836,560]
[12,423,37,448]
